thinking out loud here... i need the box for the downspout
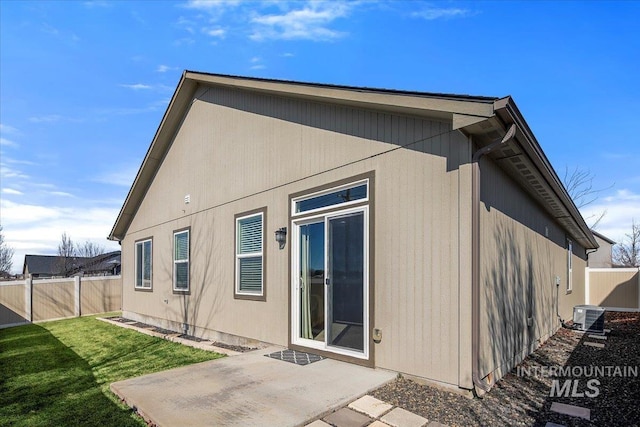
[471,124,516,395]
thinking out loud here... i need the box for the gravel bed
[372,312,640,426]
[178,334,206,342]
[212,341,257,353]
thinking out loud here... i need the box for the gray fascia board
[493,97,598,249]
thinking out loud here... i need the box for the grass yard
[0,314,224,427]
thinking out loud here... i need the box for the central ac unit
[573,305,605,333]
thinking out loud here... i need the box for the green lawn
[0,314,224,427]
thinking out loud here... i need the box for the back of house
[109,72,596,394]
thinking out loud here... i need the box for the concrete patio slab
[111,346,395,427]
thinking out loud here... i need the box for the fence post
[25,278,33,322]
[74,276,81,317]
[585,267,590,305]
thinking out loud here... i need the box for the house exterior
[109,71,597,394]
[588,230,616,268]
[23,252,121,278]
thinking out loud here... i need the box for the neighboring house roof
[591,229,616,245]
[66,251,121,276]
[22,252,121,276]
[108,71,598,249]
[23,255,74,276]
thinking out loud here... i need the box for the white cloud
[250,64,266,70]
[120,83,153,90]
[1,199,121,273]
[250,3,350,41]
[156,64,177,73]
[2,188,23,195]
[0,124,20,135]
[49,191,75,198]
[0,137,18,148]
[28,114,63,123]
[411,7,473,20]
[83,1,111,8]
[582,189,640,243]
[92,164,138,187]
[4,157,36,166]
[173,37,196,46]
[183,0,241,11]
[0,164,29,180]
[281,52,295,57]
[203,27,226,38]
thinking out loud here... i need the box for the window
[294,181,368,215]
[173,229,190,292]
[135,238,152,290]
[235,210,265,298]
[567,239,573,293]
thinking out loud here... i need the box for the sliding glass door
[293,207,368,358]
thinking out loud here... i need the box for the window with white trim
[567,239,573,293]
[173,229,189,292]
[135,239,152,289]
[235,212,264,296]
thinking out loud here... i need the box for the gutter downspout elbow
[471,124,516,396]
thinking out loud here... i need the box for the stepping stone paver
[348,395,393,418]
[369,422,392,427]
[544,422,565,427]
[584,342,605,348]
[381,407,428,427]
[305,421,332,427]
[427,422,448,427]
[550,402,591,420]
[323,407,371,427]
[588,334,607,340]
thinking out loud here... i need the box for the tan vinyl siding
[121,85,470,386]
[0,282,27,326]
[478,158,587,382]
[80,277,122,315]
[588,269,639,309]
[32,279,75,321]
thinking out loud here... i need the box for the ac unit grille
[573,305,605,333]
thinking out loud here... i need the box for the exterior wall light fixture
[275,227,287,249]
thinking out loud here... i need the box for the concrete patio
[111,346,396,427]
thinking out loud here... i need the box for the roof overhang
[109,71,597,249]
[109,71,498,241]
[458,97,598,249]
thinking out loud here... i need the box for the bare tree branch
[562,166,613,229]
[57,232,76,276]
[613,219,640,267]
[77,241,106,258]
[0,225,14,276]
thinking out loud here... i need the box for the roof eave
[109,72,198,241]
[108,72,502,241]
[492,97,598,249]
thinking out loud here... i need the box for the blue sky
[1,0,639,272]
